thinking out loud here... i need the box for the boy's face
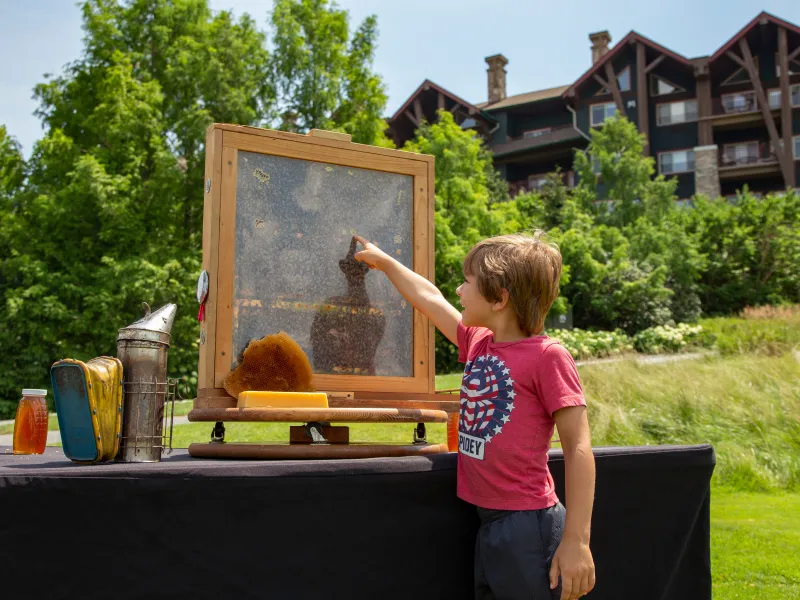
[456,275,494,328]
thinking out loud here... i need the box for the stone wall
[694,145,720,199]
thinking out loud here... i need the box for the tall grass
[581,353,800,491]
[699,314,800,356]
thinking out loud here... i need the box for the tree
[0,0,273,414]
[687,189,800,314]
[268,0,391,146]
[573,115,677,227]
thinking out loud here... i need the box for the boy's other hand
[550,537,595,599]
[353,235,391,271]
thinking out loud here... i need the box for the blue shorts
[474,503,565,600]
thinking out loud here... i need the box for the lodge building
[386,11,800,201]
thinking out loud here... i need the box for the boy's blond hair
[463,231,562,336]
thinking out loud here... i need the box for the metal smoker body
[116,303,177,462]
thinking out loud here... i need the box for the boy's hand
[550,538,595,599]
[353,235,391,271]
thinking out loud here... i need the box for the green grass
[700,315,800,357]
[711,491,800,599]
[579,353,800,491]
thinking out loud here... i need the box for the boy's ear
[492,289,510,312]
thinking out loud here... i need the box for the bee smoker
[116,302,178,462]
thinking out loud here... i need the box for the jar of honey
[13,389,49,455]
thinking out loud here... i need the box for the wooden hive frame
[192,123,459,423]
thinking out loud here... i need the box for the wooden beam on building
[778,27,797,187]
[413,98,424,125]
[437,92,445,113]
[404,110,419,128]
[726,50,747,69]
[789,46,800,63]
[604,61,626,114]
[738,38,791,182]
[645,54,665,74]
[636,42,650,156]
[593,73,610,89]
[448,103,462,114]
[694,59,713,147]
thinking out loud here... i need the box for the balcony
[718,142,781,180]
[491,124,583,158]
[707,90,782,129]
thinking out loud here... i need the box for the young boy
[353,232,596,600]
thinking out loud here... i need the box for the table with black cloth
[0,444,714,600]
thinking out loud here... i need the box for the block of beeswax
[237,390,329,409]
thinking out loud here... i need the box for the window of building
[794,136,800,160]
[767,84,800,109]
[591,155,602,174]
[650,75,685,96]
[656,100,698,126]
[617,67,631,92]
[721,58,757,86]
[460,117,477,129]
[721,91,757,114]
[595,67,632,95]
[523,127,552,139]
[659,150,695,175]
[722,142,759,166]
[768,89,781,110]
[591,102,617,126]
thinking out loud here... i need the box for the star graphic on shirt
[484,432,493,443]
[507,390,517,400]
[506,378,515,386]
[489,355,498,362]
[493,425,503,435]
[497,360,505,368]
[501,414,510,423]
[507,401,515,412]
[478,356,486,362]
[502,368,510,375]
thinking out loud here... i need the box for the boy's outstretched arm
[550,405,596,600]
[353,235,460,345]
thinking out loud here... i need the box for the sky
[2,0,799,157]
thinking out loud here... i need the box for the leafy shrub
[549,328,633,360]
[632,323,705,354]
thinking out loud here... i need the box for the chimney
[485,54,508,105]
[589,31,612,64]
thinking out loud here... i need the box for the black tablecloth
[0,445,714,600]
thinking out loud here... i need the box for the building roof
[709,11,800,62]
[476,85,570,110]
[389,79,495,124]
[563,31,692,98]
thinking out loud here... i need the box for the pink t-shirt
[456,322,586,510]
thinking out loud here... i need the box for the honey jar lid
[22,389,47,396]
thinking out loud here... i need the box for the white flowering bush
[549,328,634,360]
[632,323,704,354]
